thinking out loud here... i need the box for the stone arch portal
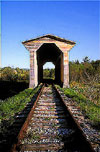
[22,34,76,88]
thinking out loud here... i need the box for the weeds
[56,85,100,127]
[0,85,42,133]
[70,81,100,106]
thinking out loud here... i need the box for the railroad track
[10,84,94,152]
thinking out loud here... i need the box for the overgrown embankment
[56,85,100,128]
[70,81,100,106]
[0,84,41,134]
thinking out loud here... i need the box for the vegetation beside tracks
[0,84,42,134]
[56,84,100,129]
[62,57,100,128]
[0,67,29,99]
[0,57,100,128]
[70,81,100,106]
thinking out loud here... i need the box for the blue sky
[1,1,100,69]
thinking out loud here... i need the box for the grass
[44,117,51,120]
[56,85,100,128]
[27,131,40,140]
[0,84,42,128]
[70,81,100,106]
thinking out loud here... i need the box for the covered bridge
[22,34,76,88]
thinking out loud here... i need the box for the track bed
[11,84,94,152]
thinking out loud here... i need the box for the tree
[83,56,90,63]
[0,67,29,82]
[75,60,80,64]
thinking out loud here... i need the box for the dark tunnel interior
[37,43,64,86]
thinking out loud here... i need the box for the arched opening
[43,62,55,83]
[37,43,63,86]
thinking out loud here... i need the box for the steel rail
[53,84,95,152]
[10,84,45,152]
[10,83,95,152]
